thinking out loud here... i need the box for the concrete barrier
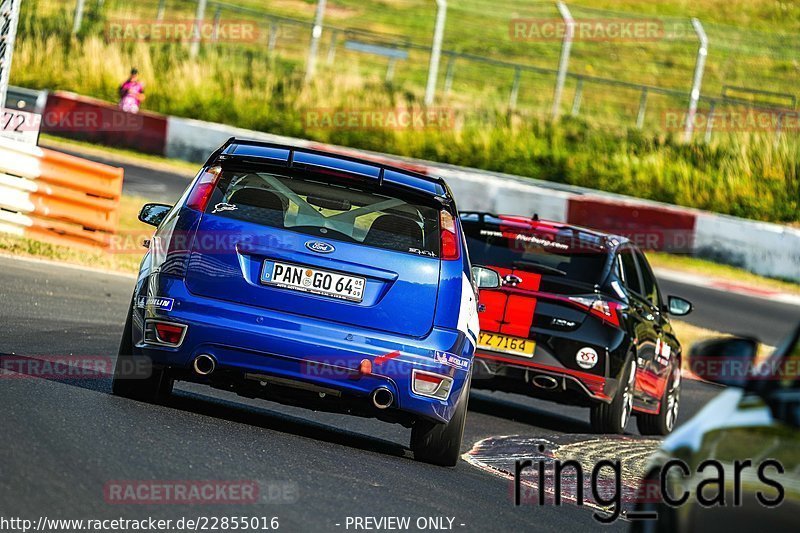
[567,196,697,253]
[433,166,571,223]
[165,116,314,163]
[694,213,800,281]
[42,92,167,155]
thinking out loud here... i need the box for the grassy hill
[10,0,800,223]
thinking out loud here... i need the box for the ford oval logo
[305,240,335,254]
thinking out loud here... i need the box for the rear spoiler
[204,137,452,203]
[459,210,616,247]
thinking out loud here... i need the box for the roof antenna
[532,213,539,221]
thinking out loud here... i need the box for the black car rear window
[205,170,441,257]
[463,221,610,285]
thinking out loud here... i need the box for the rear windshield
[462,220,610,285]
[205,170,441,257]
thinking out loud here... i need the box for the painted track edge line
[461,436,631,521]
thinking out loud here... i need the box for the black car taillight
[568,296,622,327]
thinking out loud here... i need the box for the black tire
[410,375,471,467]
[111,301,173,403]
[637,363,681,436]
[590,358,636,434]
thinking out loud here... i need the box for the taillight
[439,209,460,260]
[186,166,222,212]
[144,320,187,347]
[568,296,622,327]
[412,369,453,400]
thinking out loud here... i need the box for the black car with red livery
[461,212,693,435]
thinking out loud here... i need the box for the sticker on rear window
[434,351,471,371]
[409,248,436,257]
[479,229,568,250]
[212,202,238,214]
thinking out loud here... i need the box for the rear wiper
[512,260,566,277]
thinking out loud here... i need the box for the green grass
[9,0,800,225]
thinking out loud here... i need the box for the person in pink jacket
[118,68,145,113]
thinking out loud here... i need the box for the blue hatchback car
[113,138,495,466]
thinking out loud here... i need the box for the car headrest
[363,214,423,251]
[228,187,287,211]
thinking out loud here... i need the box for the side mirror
[666,295,692,316]
[766,389,800,428]
[472,266,501,289]
[138,203,172,227]
[688,336,759,387]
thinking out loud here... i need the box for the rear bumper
[131,276,472,424]
[471,328,628,405]
[472,352,610,403]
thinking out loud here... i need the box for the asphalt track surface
[0,255,721,532]
[1,149,797,532]
[656,278,798,345]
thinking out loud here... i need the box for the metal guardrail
[344,40,409,82]
[4,85,48,114]
[720,85,796,110]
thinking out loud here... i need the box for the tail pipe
[532,374,559,390]
[371,387,394,409]
[193,354,216,376]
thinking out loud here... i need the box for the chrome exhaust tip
[371,387,394,409]
[532,375,559,390]
[193,354,216,376]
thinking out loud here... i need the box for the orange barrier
[0,137,124,249]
